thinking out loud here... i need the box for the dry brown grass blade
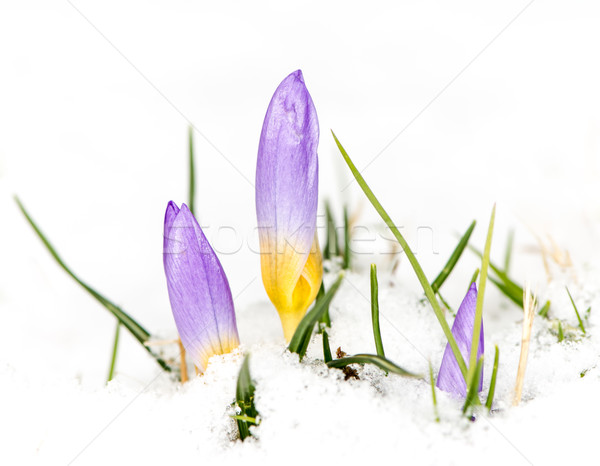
[513,283,537,406]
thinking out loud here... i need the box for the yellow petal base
[194,336,240,374]
[260,235,323,342]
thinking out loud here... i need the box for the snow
[3,266,599,465]
[2,0,600,464]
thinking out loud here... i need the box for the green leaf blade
[106,321,121,383]
[317,282,331,329]
[188,126,196,216]
[431,220,476,293]
[503,229,515,274]
[235,355,259,441]
[468,205,495,387]
[485,345,499,411]
[14,196,171,372]
[566,287,586,334]
[343,205,351,269]
[462,356,484,415]
[370,264,385,358]
[331,132,468,381]
[469,244,524,308]
[429,362,440,422]
[538,300,551,318]
[327,353,421,378]
[322,330,332,363]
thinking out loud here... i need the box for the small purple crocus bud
[437,283,484,397]
[163,201,240,374]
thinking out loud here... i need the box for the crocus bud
[437,283,484,397]
[256,70,323,341]
[163,201,240,373]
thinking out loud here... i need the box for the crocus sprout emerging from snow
[256,70,323,342]
[163,201,240,373]
[437,283,484,397]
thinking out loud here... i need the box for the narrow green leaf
[370,264,385,358]
[429,362,440,422]
[489,276,523,308]
[332,132,468,381]
[327,353,421,378]
[504,229,515,274]
[230,415,258,423]
[490,268,523,299]
[436,291,454,316]
[235,355,255,405]
[322,329,332,363]
[470,268,480,286]
[343,205,351,269]
[469,245,524,307]
[538,300,551,319]
[235,354,259,441]
[288,273,344,360]
[188,126,196,216]
[317,282,331,329]
[462,356,484,415]
[14,196,171,372]
[557,321,564,342]
[566,287,586,334]
[431,220,476,293]
[485,345,499,411]
[323,200,339,260]
[106,321,121,383]
[468,205,495,387]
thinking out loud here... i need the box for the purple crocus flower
[437,283,484,397]
[256,70,323,341]
[163,201,240,373]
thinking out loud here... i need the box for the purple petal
[163,200,180,252]
[436,283,484,397]
[256,69,319,273]
[163,202,240,372]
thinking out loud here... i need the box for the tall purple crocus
[437,283,484,397]
[163,201,240,373]
[256,70,323,341]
